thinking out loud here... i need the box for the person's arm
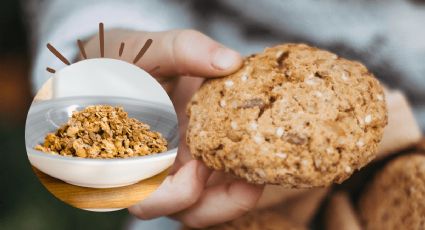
[24,0,195,92]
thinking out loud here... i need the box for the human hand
[83,29,264,228]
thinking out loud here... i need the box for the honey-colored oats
[35,105,167,158]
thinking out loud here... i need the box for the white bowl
[25,96,178,188]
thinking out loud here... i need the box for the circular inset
[25,58,178,211]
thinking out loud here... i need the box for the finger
[173,180,264,228]
[128,160,211,219]
[121,29,243,78]
[168,76,204,172]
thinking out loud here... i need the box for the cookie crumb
[224,80,234,88]
[301,159,309,166]
[326,147,334,154]
[377,94,384,101]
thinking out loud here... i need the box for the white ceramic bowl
[25,96,178,188]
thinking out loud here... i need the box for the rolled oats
[34,105,167,158]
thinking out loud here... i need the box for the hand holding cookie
[82,29,265,228]
[82,30,388,227]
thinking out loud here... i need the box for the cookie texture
[187,44,387,187]
[359,154,425,230]
[182,210,306,230]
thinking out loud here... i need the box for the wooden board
[33,167,169,210]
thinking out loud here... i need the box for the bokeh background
[0,1,129,229]
[1,0,425,229]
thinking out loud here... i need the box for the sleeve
[24,0,195,93]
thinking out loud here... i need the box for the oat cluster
[35,105,167,158]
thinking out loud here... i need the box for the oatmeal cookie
[186,44,387,187]
[35,105,167,158]
[182,210,306,230]
[358,154,425,230]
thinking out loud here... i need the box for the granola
[35,105,167,158]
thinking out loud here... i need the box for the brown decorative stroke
[77,40,87,59]
[99,23,105,57]
[119,42,125,57]
[46,67,56,73]
[133,39,153,64]
[46,43,71,65]
[46,22,157,73]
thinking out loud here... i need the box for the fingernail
[196,161,211,181]
[212,47,240,70]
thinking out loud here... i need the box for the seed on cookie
[219,99,226,107]
[364,114,372,124]
[326,147,334,154]
[314,159,322,168]
[249,121,258,130]
[199,131,207,137]
[304,75,318,86]
[341,72,349,81]
[230,121,238,130]
[275,127,284,138]
[344,166,352,173]
[276,152,287,159]
[314,91,323,98]
[253,133,264,144]
[241,74,248,82]
[224,80,234,88]
[356,139,364,147]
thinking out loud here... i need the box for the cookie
[358,154,425,229]
[186,43,387,187]
[182,210,306,230]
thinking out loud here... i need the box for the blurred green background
[0,1,129,229]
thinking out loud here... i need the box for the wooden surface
[33,167,169,210]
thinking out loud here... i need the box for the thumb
[125,29,243,78]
